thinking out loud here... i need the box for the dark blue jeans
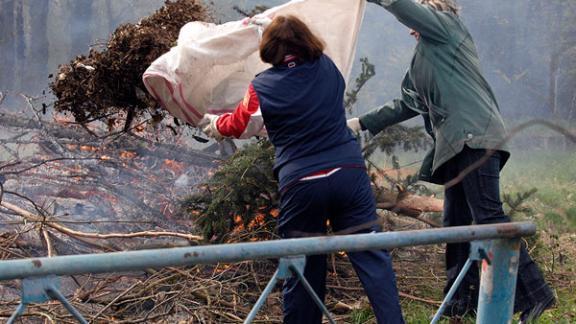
[441,146,554,317]
[278,168,404,324]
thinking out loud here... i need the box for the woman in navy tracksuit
[200,15,404,324]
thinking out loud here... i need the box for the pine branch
[344,57,375,112]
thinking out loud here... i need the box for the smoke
[1,0,574,120]
[0,0,165,103]
[352,0,576,122]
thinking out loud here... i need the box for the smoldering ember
[1,0,575,323]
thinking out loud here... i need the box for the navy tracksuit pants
[278,167,404,324]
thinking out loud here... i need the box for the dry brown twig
[21,93,72,158]
[42,229,55,257]
[91,280,142,322]
[1,201,203,241]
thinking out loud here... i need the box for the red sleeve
[216,83,261,138]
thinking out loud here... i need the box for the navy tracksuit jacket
[250,55,405,324]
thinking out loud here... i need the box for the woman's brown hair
[259,15,325,66]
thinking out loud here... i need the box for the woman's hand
[242,14,274,30]
[347,117,363,134]
[250,15,273,29]
[198,114,223,141]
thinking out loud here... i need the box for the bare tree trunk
[0,0,21,90]
[71,0,93,54]
[570,93,576,122]
[23,0,50,92]
[548,52,559,117]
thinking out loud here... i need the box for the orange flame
[213,264,233,274]
[163,159,185,173]
[247,212,269,230]
[53,114,75,124]
[120,151,137,159]
[270,209,279,218]
[80,145,98,152]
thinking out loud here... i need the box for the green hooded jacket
[360,0,509,184]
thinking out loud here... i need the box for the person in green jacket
[348,0,555,321]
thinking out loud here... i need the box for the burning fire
[120,151,137,159]
[163,159,185,174]
[212,263,233,274]
[270,209,279,218]
[229,208,281,238]
[66,144,100,152]
[248,213,266,228]
[80,145,98,152]
[53,114,76,124]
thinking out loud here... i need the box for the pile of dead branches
[50,0,209,129]
[181,138,443,242]
[0,214,445,324]
[0,98,444,323]
[0,91,219,250]
[0,2,446,321]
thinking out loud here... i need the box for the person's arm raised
[367,0,452,43]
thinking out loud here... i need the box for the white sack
[143,0,366,126]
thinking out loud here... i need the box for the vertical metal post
[477,239,521,324]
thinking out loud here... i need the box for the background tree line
[1,0,575,121]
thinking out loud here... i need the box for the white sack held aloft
[143,0,366,126]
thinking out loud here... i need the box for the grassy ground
[501,148,576,323]
[356,148,576,323]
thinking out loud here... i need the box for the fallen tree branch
[398,291,441,306]
[375,189,443,227]
[0,311,57,323]
[1,201,203,242]
[91,280,142,322]
[326,285,441,306]
[21,93,71,158]
[42,229,55,257]
[0,157,112,175]
[0,112,219,167]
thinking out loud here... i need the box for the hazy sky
[1,0,573,120]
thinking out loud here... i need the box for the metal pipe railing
[0,222,534,280]
[477,239,522,322]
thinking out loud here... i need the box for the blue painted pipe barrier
[477,238,521,323]
[0,222,533,324]
[432,257,475,323]
[0,222,534,280]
